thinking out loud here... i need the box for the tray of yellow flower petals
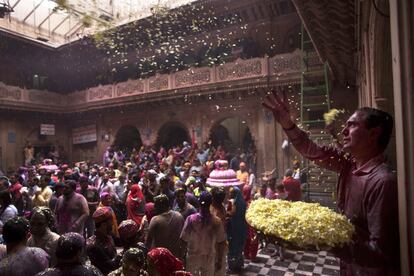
[246,199,354,251]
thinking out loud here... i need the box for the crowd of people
[0,90,399,276]
[0,139,304,276]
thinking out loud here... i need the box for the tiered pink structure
[206,160,243,187]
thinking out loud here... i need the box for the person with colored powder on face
[236,162,249,187]
[87,207,120,275]
[54,180,89,235]
[36,232,103,276]
[108,247,149,276]
[28,206,60,266]
[180,191,226,275]
[146,194,185,261]
[0,217,49,276]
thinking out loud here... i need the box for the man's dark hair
[199,191,212,208]
[3,217,29,244]
[43,175,51,183]
[122,248,146,268]
[55,233,85,260]
[31,206,56,231]
[154,194,170,215]
[131,174,140,184]
[285,169,293,177]
[174,188,186,197]
[0,190,12,209]
[211,187,225,205]
[357,107,394,150]
[79,176,89,184]
[64,179,77,190]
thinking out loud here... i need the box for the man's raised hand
[262,90,294,129]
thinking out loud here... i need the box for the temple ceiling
[292,0,356,86]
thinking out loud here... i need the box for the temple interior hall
[0,0,413,275]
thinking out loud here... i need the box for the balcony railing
[0,49,305,112]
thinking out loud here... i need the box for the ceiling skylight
[0,0,197,47]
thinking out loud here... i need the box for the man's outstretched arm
[262,90,347,172]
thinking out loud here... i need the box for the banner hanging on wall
[72,125,97,144]
[40,124,55,135]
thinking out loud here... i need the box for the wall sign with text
[73,125,97,144]
[40,124,55,135]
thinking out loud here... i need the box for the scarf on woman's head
[148,247,188,276]
[126,185,145,225]
[242,185,252,203]
[145,202,155,222]
[128,184,144,201]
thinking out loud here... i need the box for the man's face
[99,169,106,176]
[80,181,88,190]
[55,186,64,195]
[293,163,299,170]
[176,192,186,206]
[148,174,156,182]
[9,176,17,184]
[341,111,378,156]
[39,178,47,188]
[63,183,74,196]
[30,213,47,236]
[28,178,37,187]
[160,179,168,189]
[122,260,142,276]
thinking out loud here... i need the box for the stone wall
[0,50,302,113]
[0,113,69,172]
[68,96,276,177]
[0,49,320,176]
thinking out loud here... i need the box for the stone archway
[209,116,255,152]
[156,121,190,149]
[24,126,55,163]
[114,125,142,152]
[209,116,257,172]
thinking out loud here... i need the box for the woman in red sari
[139,202,155,243]
[242,185,259,261]
[147,247,191,276]
[126,184,146,226]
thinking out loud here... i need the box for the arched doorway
[156,122,190,149]
[24,126,56,164]
[114,125,142,152]
[209,117,254,152]
[209,116,256,171]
